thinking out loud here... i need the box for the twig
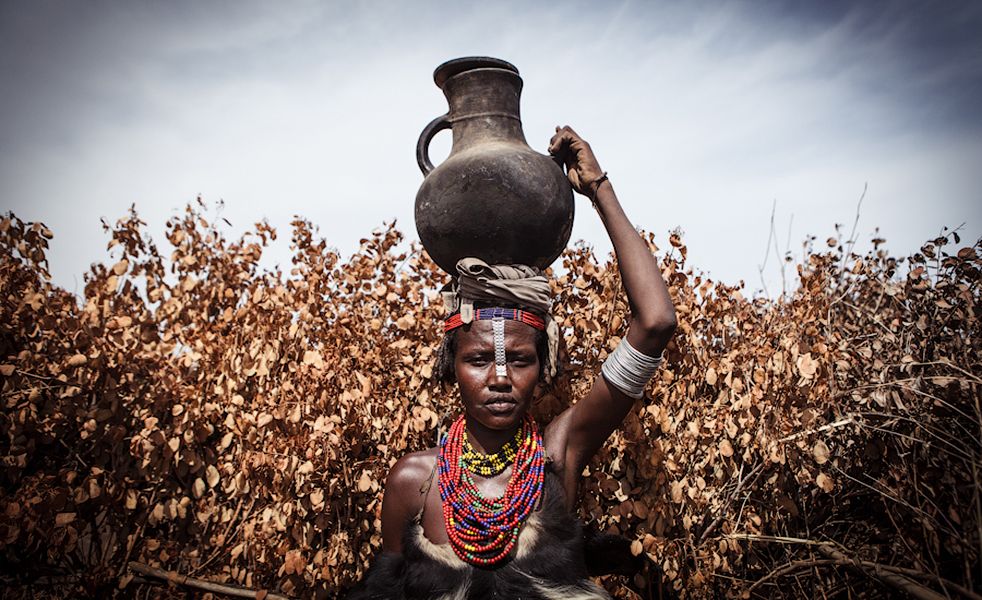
[191,496,254,576]
[776,416,855,443]
[13,369,63,382]
[58,438,90,469]
[732,464,767,534]
[974,454,982,589]
[909,448,956,600]
[843,381,978,425]
[0,574,82,587]
[829,463,943,531]
[699,462,755,544]
[784,212,794,263]
[725,533,822,546]
[115,490,156,581]
[773,208,788,296]
[815,544,945,600]
[748,559,839,592]
[757,199,776,298]
[852,417,977,465]
[837,182,867,288]
[871,563,982,600]
[127,561,291,600]
[904,361,982,386]
[734,534,980,600]
[881,495,922,566]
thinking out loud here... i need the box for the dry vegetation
[0,201,979,598]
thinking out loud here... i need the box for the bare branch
[128,562,292,600]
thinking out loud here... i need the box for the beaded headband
[443,307,546,333]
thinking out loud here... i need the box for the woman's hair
[434,302,550,384]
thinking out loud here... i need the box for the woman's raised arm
[547,126,677,479]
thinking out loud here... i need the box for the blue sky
[2,0,980,296]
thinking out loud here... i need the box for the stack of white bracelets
[601,337,663,399]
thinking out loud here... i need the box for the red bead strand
[437,414,545,566]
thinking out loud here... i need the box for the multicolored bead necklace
[461,427,521,476]
[438,414,545,567]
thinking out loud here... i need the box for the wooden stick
[127,562,291,600]
[776,416,855,443]
[748,559,839,592]
[732,535,979,600]
[867,562,982,600]
[815,544,945,600]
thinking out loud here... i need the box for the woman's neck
[464,419,519,455]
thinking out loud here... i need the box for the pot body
[415,57,573,274]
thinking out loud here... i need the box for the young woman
[350,127,677,598]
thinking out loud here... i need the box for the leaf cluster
[0,206,979,599]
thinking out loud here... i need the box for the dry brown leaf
[303,350,324,369]
[357,471,373,493]
[206,465,220,488]
[719,439,734,458]
[796,353,818,379]
[813,440,830,464]
[670,481,683,504]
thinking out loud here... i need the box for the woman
[351,127,677,598]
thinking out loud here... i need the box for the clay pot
[415,57,573,274]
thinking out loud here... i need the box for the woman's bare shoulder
[381,447,439,552]
[384,447,439,501]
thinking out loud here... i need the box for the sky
[1,0,980,297]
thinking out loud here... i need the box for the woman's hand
[548,125,607,198]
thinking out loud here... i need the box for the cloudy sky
[1,0,980,296]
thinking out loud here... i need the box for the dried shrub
[0,202,979,599]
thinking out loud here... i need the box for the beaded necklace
[461,427,521,476]
[438,414,545,567]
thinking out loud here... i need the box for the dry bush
[0,201,979,599]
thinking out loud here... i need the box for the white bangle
[601,337,663,399]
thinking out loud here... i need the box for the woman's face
[453,319,540,431]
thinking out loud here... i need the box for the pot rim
[434,56,519,88]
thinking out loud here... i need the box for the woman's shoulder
[380,447,440,552]
[384,447,439,505]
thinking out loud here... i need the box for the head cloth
[442,257,559,382]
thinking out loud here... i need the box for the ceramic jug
[415,57,574,274]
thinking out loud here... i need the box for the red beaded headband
[444,307,546,333]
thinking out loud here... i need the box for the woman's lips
[485,398,517,415]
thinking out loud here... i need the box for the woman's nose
[489,371,511,391]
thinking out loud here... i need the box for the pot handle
[416,113,451,176]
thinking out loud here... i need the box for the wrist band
[601,337,663,399]
[590,172,609,200]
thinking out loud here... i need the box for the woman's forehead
[455,319,538,350]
